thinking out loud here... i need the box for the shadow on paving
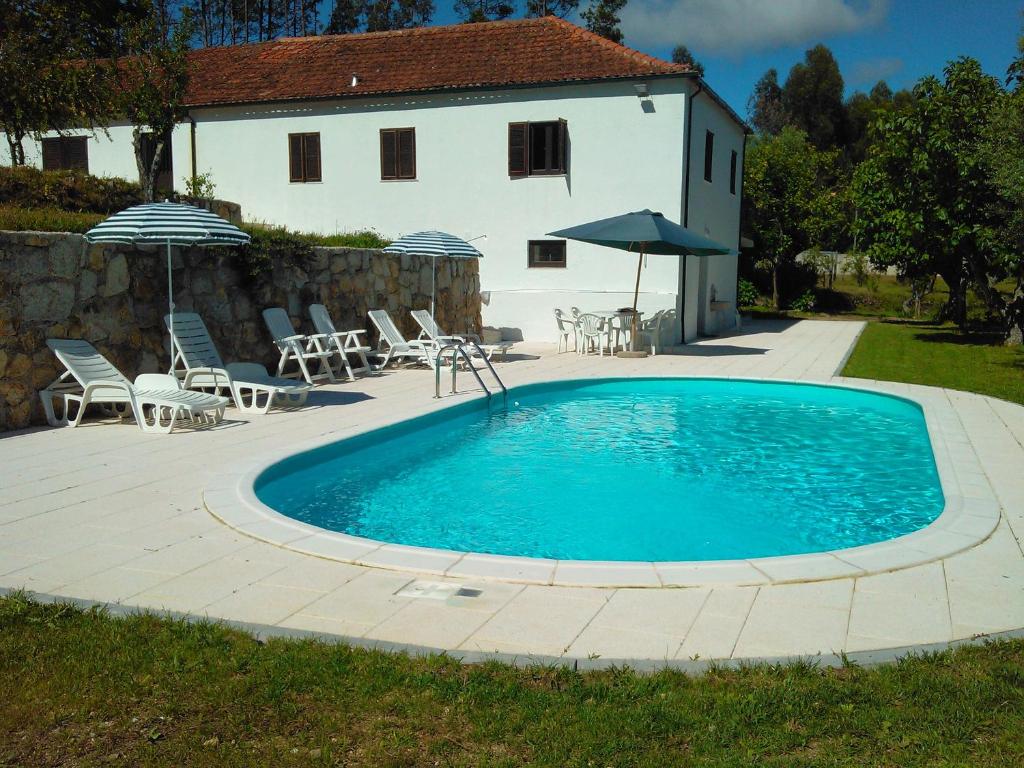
[305,390,375,407]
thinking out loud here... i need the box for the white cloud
[848,56,904,85]
[620,0,890,54]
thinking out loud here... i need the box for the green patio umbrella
[548,210,730,352]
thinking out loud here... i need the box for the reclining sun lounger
[410,309,514,361]
[308,304,376,381]
[166,312,311,414]
[40,339,227,433]
[262,307,337,385]
[367,309,437,368]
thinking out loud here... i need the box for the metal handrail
[433,342,508,407]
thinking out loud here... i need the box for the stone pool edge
[203,377,1000,589]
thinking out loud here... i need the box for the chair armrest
[182,366,232,388]
[279,333,306,343]
[307,333,331,340]
[341,329,367,337]
[81,379,134,398]
[437,335,465,343]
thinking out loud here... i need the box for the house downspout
[681,81,703,343]
[187,114,197,187]
[735,134,748,327]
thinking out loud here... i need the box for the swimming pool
[253,378,944,562]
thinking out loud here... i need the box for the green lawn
[842,322,1024,405]
[2,595,1024,767]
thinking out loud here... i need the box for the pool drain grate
[396,580,482,600]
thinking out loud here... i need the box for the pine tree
[580,0,625,44]
[453,0,516,23]
[671,45,703,77]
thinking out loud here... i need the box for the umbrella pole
[630,246,644,352]
[431,258,436,317]
[167,239,174,372]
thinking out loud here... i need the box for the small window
[509,120,567,177]
[528,240,566,268]
[703,130,714,183]
[380,128,416,180]
[288,133,321,183]
[41,136,88,172]
[729,150,737,195]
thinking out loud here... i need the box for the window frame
[527,239,567,269]
[288,132,321,183]
[703,130,714,183]
[508,120,567,178]
[41,136,89,172]
[729,149,738,195]
[379,127,417,180]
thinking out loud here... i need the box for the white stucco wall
[12,76,745,343]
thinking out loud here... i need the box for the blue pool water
[255,379,945,562]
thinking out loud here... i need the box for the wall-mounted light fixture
[634,82,650,98]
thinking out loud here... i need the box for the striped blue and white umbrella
[383,231,483,315]
[84,202,250,368]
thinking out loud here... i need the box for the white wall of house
[13,76,744,344]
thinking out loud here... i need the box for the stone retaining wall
[0,230,481,431]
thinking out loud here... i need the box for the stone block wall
[0,230,481,431]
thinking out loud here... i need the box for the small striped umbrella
[383,231,483,316]
[84,202,250,367]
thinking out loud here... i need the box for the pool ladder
[434,341,508,408]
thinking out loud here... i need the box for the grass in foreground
[2,595,1023,767]
[842,321,1024,405]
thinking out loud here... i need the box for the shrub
[737,278,758,307]
[0,166,142,213]
[790,289,817,312]
[183,171,216,199]
[234,225,392,283]
[0,205,104,233]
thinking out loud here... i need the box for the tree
[453,0,515,23]
[843,80,909,164]
[743,127,841,308]
[747,68,787,137]
[782,44,846,150]
[853,58,1009,328]
[671,45,704,77]
[525,0,577,17]
[327,0,434,33]
[581,0,626,44]
[116,9,195,201]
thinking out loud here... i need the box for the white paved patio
[2,318,1023,669]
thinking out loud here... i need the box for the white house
[13,17,747,343]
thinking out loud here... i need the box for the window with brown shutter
[41,136,88,172]
[380,128,415,180]
[703,130,714,183]
[288,132,321,183]
[508,121,567,177]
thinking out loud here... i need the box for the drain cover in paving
[396,580,482,600]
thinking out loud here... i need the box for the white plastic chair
[576,313,611,357]
[553,309,577,353]
[634,309,673,355]
[308,304,375,381]
[262,307,337,384]
[40,339,227,433]
[166,312,310,414]
[411,309,513,361]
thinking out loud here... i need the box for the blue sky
[424,1,1023,118]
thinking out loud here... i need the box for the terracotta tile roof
[184,17,690,107]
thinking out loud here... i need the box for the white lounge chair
[308,304,376,381]
[410,309,514,361]
[40,339,227,433]
[262,307,337,384]
[554,309,578,353]
[367,309,436,368]
[166,312,310,414]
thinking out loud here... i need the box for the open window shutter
[380,129,397,179]
[64,137,89,172]
[41,138,61,170]
[556,119,568,175]
[508,122,528,177]
[398,129,415,179]
[303,134,321,182]
[288,134,304,182]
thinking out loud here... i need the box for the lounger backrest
[410,309,443,340]
[46,339,130,387]
[308,304,337,337]
[368,310,407,345]
[263,308,299,344]
[164,312,225,369]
